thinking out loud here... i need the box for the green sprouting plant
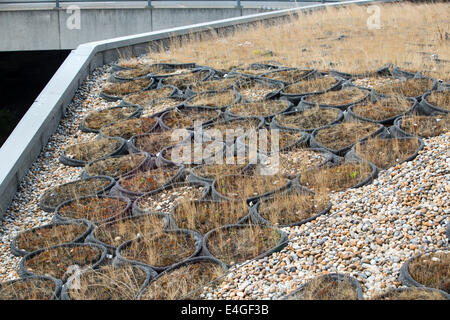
[349,170,359,179]
[221,179,226,194]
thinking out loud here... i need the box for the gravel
[257,149,328,176]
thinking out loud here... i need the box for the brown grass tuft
[67,264,148,300]
[140,260,226,300]
[400,114,450,137]
[355,137,421,169]
[299,161,373,193]
[0,278,57,300]
[408,251,450,294]
[206,224,282,265]
[119,231,198,268]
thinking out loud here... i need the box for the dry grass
[14,222,88,254]
[85,153,147,179]
[260,68,315,83]
[274,106,340,130]
[228,100,291,117]
[204,118,262,139]
[206,224,282,265]
[143,3,449,80]
[214,174,289,200]
[161,108,220,129]
[143,97,185,116]
[161,70,212,89]
[103,78,152,96]
[373,78,435,98]
[133,131,183,154]
[119,231,198,268]
[282,76,337,95]
[355,137,421,169]
[123,87,175,106]
[116,61,190,79]
[289,275,359,300]
[40,177,112,209]
[24,245,103,281]
[408,251,449,294]
[352,96,413,120]
[172,200,249,234]
[373,288,448,300]
[257,191,330,226]
[64,137,123,162]
[303,87,368,105]
[67,264,148,300]
[118,167,181,193]
[115,65,158,79]
[186,90,237,107]
[299,161,373,193]
[83,106,140,131]
[188,78,238,92]
[57,196,129,224]
[400,114,450,137]
[99,117,157,139]
[140,260,226,300]
[425,90,450,110]
[95,214,166,248]
[0,278,57,300]
[314,121,380,150]
[238,81,282,102]
[116,58,143,69]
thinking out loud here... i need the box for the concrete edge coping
[0,0,393,216]
[0,2,305,12]
[0,1,337,12]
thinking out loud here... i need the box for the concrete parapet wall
[0,6,275,51]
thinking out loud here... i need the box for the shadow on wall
[0,50,70,147]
